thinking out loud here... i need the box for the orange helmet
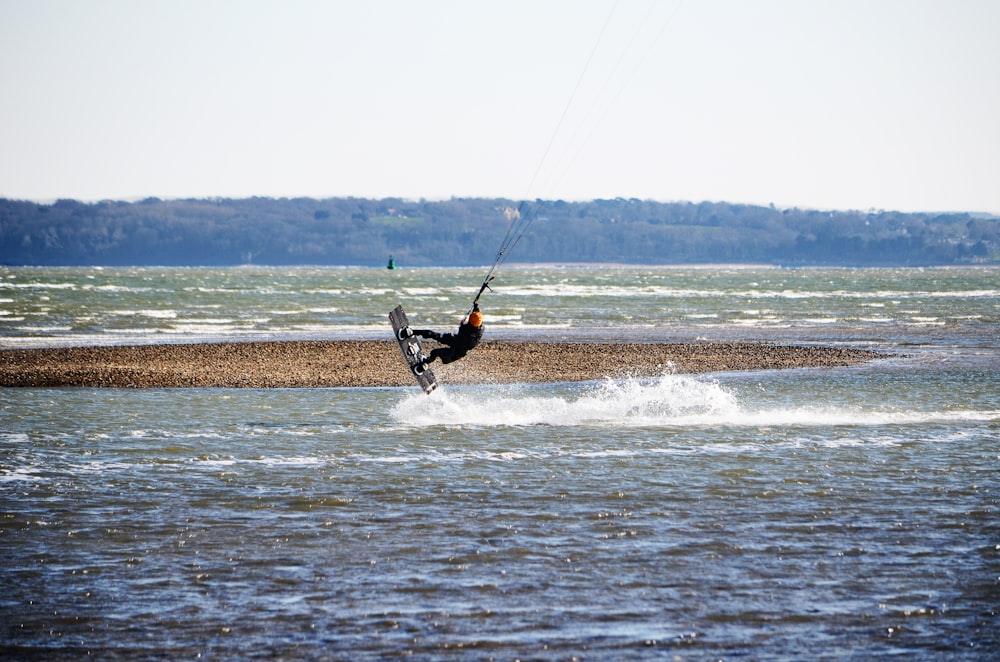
[469,310,483,327]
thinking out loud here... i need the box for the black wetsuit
[415,321,484,365]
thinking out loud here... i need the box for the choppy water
[1,266,998,659]
[2,265,997,348]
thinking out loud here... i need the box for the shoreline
[0,340,886,388]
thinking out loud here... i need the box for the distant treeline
[1,196,997,266]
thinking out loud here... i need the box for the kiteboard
[389,305,438,394]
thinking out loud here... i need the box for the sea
[1,265,998,660]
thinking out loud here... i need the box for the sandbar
[0,340,885,388]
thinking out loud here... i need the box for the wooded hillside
[2,196,996,266]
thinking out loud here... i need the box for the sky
[2,0,999,213]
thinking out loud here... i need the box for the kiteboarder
[413,303,484,367]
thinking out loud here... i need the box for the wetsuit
[414,319,484,365]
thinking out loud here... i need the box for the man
[413,303,484,367]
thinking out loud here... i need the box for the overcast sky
[2,0,998,212]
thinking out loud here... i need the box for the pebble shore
[0,340,884,388]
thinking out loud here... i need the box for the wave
[498,284,1000,300]
[391,375,1000,429]
[393,375,739,427]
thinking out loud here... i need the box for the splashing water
[391,374,742,427]
[391,373,1000,431]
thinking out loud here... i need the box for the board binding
[389,305,438,394]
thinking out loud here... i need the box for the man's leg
[422,347,453,366]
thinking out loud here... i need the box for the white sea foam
[110,308,177,318]
[719,407,1000,428]
[14,325,71,332]
[391,376,1000,430]
[142,309,177,319]
[0,467,41,483]
[392,374,742,427]
[1,281,77,290]
[497,284,1000,300]
[83,284,154,293]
